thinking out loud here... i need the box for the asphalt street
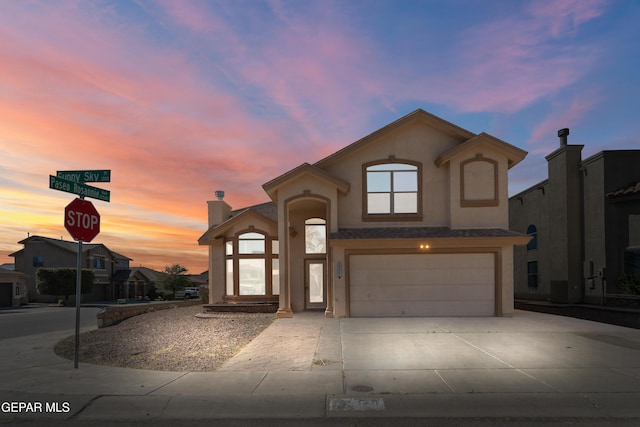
[0,305,100,339]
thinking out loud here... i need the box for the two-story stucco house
[10,235,132,303]
[509,129,640,304]
[199,109,530,318]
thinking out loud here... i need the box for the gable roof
[198,202,278,244]
[314,109,476,169]
[262,162,350,200]
[230,201,278,222]
[435,132,528,169]
[11,235,132,261]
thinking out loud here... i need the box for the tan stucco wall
[499,244,515,316]
[447,145,510,229]
[322,121,460,228]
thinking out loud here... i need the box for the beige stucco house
[10,235,131,303]
[199,109,530,317]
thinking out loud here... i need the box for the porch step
[203,302,278,313]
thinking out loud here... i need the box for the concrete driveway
[1,309,640,422]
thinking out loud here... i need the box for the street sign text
[49,175,110,202]
[57,170,111,183]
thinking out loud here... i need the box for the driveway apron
[218,309,640,398]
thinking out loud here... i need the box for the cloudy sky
[1,0,638,273]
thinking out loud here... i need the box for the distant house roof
[0,263,14,271]
[187,272,208,285]
[10,235,133,261]
[606,181,640,199]
[112,269,131,280]
[330,227,527,240]
[230,201,277,222]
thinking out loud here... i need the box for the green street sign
[49,175,111,202]
[56,170,111,183]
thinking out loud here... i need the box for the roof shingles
[606,181,640,199]
[330,227,524,240]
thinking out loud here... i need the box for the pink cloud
[527,0,608,37]
[402,0,608,114]
[527,90,601,152]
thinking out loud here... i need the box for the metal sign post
[50,169,110,369]
[74,235,82,369]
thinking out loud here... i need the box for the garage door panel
[349,253,496,317]
[350,300,495,317]
[351,268,493,286]
[351,282,494,301]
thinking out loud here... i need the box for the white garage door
[349,253,495,317]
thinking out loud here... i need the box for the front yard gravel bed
[54,305,274,371]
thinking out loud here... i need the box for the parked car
[175,287,200,300]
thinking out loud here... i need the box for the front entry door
[305,260,326,309]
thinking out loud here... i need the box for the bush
[36,268,94,304]
[618,274,640,295]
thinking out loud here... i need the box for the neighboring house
[200,109,529,318]
[187,271,209,287]
[509,129,640,304]
[0,267,27,307]
[10,235,132,303]
[112,266,164,300]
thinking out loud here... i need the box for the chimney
[546,128,584,304]
[208,190,231,228]
[558,128,570,147]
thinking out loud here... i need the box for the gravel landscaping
[54,305,274,371]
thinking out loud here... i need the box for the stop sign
[65,198,100,242]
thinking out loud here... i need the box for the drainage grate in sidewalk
[351,385,374,392]
[328,397,385,412]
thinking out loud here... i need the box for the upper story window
[526,224,537,250]
[93,257,105,270]
[33,256,44,267]
[305,218,326,254]
[364,161,421,220]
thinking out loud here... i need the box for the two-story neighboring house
[199,109,530,318]
[10,235,132,303]
[509,129,640,304]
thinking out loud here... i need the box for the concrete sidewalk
[1,310,640,423]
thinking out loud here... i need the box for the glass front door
[305,260,326,309]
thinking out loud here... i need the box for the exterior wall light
[419,244,430,249]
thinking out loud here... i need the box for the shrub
[618,274,640,295]
[36,268,95,303]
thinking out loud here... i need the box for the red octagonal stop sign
[65,198,100,242]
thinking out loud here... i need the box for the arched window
[526,224,537,250]
[305,218,326,254]
[225,231,279,298]
[363,160,422,220]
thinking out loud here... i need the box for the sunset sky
[1,0,639,274]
